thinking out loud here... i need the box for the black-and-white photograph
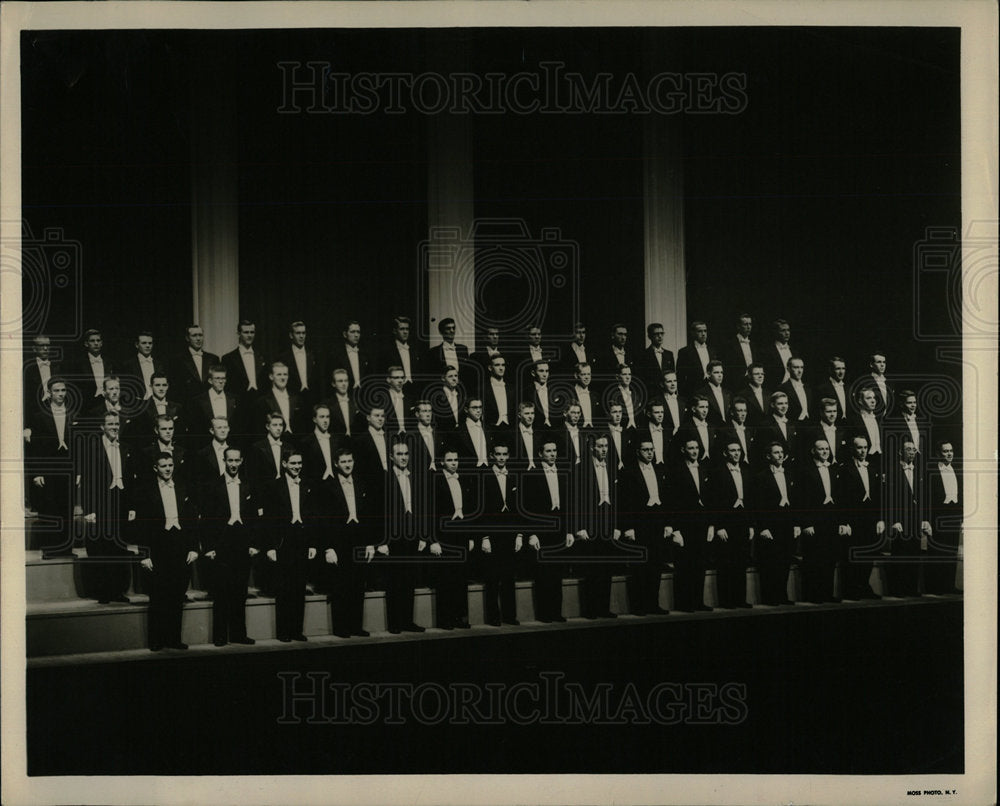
[2,2,995,804]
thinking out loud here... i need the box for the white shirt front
[225,475,242,525]
[315,429,333,479]
[534,383,551,425]
[861,412,881,453]
[291,345,309,391]
[390,389,407,433]
[239,347,257,390]
[664,394,680,434]
[158,479,180,529]
[369,426,387,470]
[339,475,358,523]
[137,354,155,398]
[103,436,123,489]
[394,341,412,382]
[728,464,744,506]
[444,472,463,518]
[737,335,753,367]
[938,463,958,504]
[694,343,710,377]
[273,388,292,433]
[593,459,610,505]
[772,466,789,506]
[88,354,106,395]
[209,388,228,420]
[345,345,361,387]
[575,386,593,426]
[519,426,536,470]
[490,378,509,425]
[639,462,661,506]
[418,424,437,470]
[790,379,809,420]
[212,441,228,475]
[543,465,560,509]
[466,420,488,466]
[51,404,68,450]
[286,476,302,523]
[775,342,792,382]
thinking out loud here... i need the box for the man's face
[489,357,506,379]
[186,328,205,350]
[788,359,804,381]
[394,322,410,343]
[367,409,386,430]
[484,328,500,348]
[710,365,724,385]
[465,402,483,423]
[871,355,886,375]
[151,377,169,400]
[238,324,255,348]
[861,390,877,412]
[266,418,285,440]
[831,361,846,381]
[637,443,655,464]
[939,443,954,464]
[750,366,765,386]
[812,441,831,463]
[821,405,838,425]
[104,380,121,403]
[136,335,154,357]
[416,404,433,426]
[851,438,869,462]
[443,369,459,389]
[733,402,748,424]
[902,443,918,463]
[209,371,227,393]
[344,323,362,347]
[271,366,289,391]
[85,333,103,355]
[392,444,410,470]
[776,323,791,343]
[527,327,542,347]
[333,373,349,395]
[737,317,753,337]
[618,366,632,386]
[573,325,586,345]
[694,400,709,420]
[283,455,303,478]
[518,407,536,427]
[649,327,664,347]
[773,396,789,417]
[102,415,120,441]
[442,453,459,474]
[608,405,623,426]
[902,395,917,415]
[210,420,230,442]
[290,325,307,347]
[533,364,550,385]
[155,457,175,482]
[313,408,331,432]
[575,366,591,387]
[492,446,509,469]
[768,445,785,467]
[441,322,456,344]
[565,406,582,426]
[387,370,405,392]
[683,440,700,463]
[725,443,743,465]
[224,451,243,476]
[33,337,51,359]
[663,372,678,394]
[534,443,554,467]
[612,327,628,347]
[692,324,708,344]
[336,454,355,476]
[49,382,67,406]
[155,421,175,444]
[649,405,665,425]
[591,438,609,462]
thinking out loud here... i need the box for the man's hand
[248,547,259,557]
[482,537,492,554]
[266,549,277,562]
[624,528,636,542]
[672,531,684,547]
[430,542,442,557]
[528,535,540,550]
[876,521,886,536]
[325,548,338,565]
[760,529,773,541]
[575,529,590,542]
[185,551,198,565]
[376,544,389,556]
[84,513,97,523]
[921,521,933,537]
[418,540,427,552]
[716,528,729,542]
[307,547,317,560]
[32,476,45,488]
[565,533,575,549]
[892,522,903,535]
[612,529,621,541]
[205,550,217,560]
[365,545,375,562]
[140,558,153,571]
[802,526,815,536]
[514,535,523,552]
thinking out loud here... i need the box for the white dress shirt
[489,378,509,425]
[273,388,292,433]
[938,462,958,503]
[103,436,123,489]
[394,466,412,513]
[286,475,303,523]
[51,404,68,450]
[775,342,792,382]
[789,379,809,420]
[290,345,309,391]
[772,465,789,506]
[593,459,610,505]
[466,419,488,466]
[369,426,388,471]
[339,474,359,523]
[208,388,228,420]
[444,471,464,518]
[158,479,180,529]
[345,345,361,387]
[543,464,560,509]
[394,341,412,382]
[212,440,228,475]
[267,436,283,478]
[239,347,257,391]
[88,353,106,396]
[315,429,334,479]
[728,463,744,506]
[225,475,243,525]
[664,394,681,434]
[737,335,753,367]
[137,354,155,398]
[639,462,661,506]
[575,386,594,426]
[418,424,437,471]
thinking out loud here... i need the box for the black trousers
[82,508,132,602]
[887,530,922,596]
[146,552,191,647]
[924,524,960,594]
[384,537,420,631]
[432,540,470,628]
[800,522,837,603]
[625,528,667,614]
[672,524,708,611]
[211,531,252,642]
[533,538,567,621]
[273,540,310,639]
[328,540,368,635]
[841,520,880,599]
[754,523,793,605]
[482,537,517,623]
[712,525,751,608]
[32,470,74,555]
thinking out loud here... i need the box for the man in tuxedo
[638,401,669,467]
[888,389,928,460]
[455,398,491,468]
[620,439,672,616]
[570,362,603,428]
[761,319,795,386]
[221,319,269,415]
[797,438,847,604]
[172,324,220,402]
[277,320,320,405]
[477,442,523,626]
[849,387,885,475]
[658,369,686,437]
[379,316,421,389]
[429,449,476,629]
[751,441,797,606]
[696,360,731,426]
[557,402,585,467]
[409,400,445,473]
[530,360,557,429]
[83,376,132,433]
[668,436,713,612]
[299,403,341,485]
[721,398,756,471]
[482,354,516,431]
[509,402,539,472]
[813,399,851,465]
[327,319,372,393]
[135,453,200,651]
[23,334,58,417]
[672,395,714,465]
[925,440,962,595]
[248,412,292,488]
[69,328,114,402]
[425,318,470,378]
[606,402,635,471]
[736,363,769,425]
[521,439,571,623]
[513,325,557,393]
[760,391,798,464]
[352,406,392,488]
[194,417,233,489]
[323,447,376,638]
[838,435,883,600]
[721,313,755,386]
[121,331,167,401]
[866,352,894,416]
[263,450,318,641]
[608,363,644,430]
[184,365,237,449]
[560,321,594,376]
[323,368,361,439]
[138,415,188,484]
[604,323,634,380]
[708,439,753,609]
[25,377,78,556]
[379,366,415,436]
[636,322,676,391]
[427,365,465,432]
[676,321,716,396]
[382,440,426,634]
[884,438,929,597]
[254,361,306,440]
[468,326,503,390]
[127,373,182,446]
[780,357,814,424]
[200,446,260,646]
[78,412,135,604]
[816,357,850,422]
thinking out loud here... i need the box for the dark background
[22,27,961,418]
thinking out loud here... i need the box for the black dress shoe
[214,640,227,647]
[402,623,425,633]
[600,612,618,619]
[333,631,352,638]
[168,642,189,650]
[353,629,371,638]
[232,636,256,645]
[456,621,472,629]
[736,602,753,609]
[630,609,647,617]
[780,599,795,605]
[97,599,110,605]
[486,618,502,627]
[437,623,455,631]
[551,615,567,623]
[537,617,553,623]
[651,606,671,615]
[826,597,843,604]
[502,619,520,626]
[113,595,132,604]
[149,644,163,652]
[694,605,713,612]
[388,627,402,635]
[278,636,293,643]
[293,634,308,641]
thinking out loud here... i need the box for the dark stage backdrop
[21,27,961,427]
